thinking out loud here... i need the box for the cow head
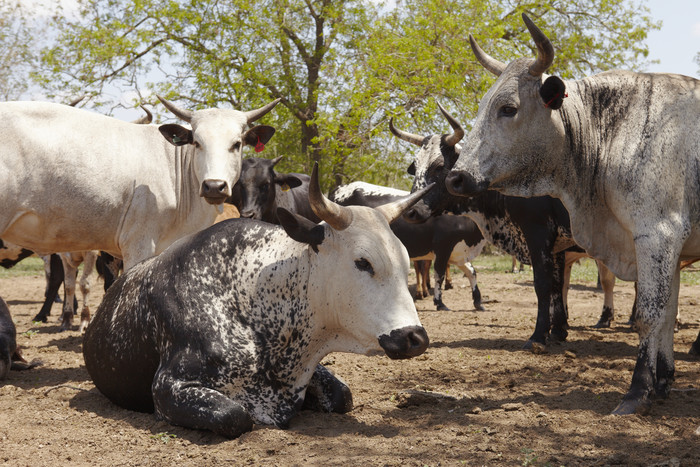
[277,164,432,359]
[390,103,468,222]
[158,95,280,205]
[446,14,567,199]
[230,156,303,222]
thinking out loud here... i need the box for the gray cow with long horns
[83,164,432,438]
[446,13,700,415]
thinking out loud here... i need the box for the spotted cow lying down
[83,165,431,438]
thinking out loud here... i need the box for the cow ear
[277,208,325,251]
[159,124,193,146]
[274,174,303,189]
[244,125,276,147]
[407,162,416,176]
[539,76,566,110]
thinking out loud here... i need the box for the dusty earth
[0,258,698,466]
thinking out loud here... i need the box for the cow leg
[613,235,682,415]
[628,282,638,327]
[78,252,97,333]
[412,261,422,299]
[549,252,568,342]
[455,261,484,311]
[562,256,574,320]
[594,260,616,328]
[432,253,450,311]
[302,364,353,414]
[152,362,253,439]
[59,254,79,331]
[445,267,453,290]
[33,254,64,323]
[525,245,566,351]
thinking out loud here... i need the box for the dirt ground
[0,261,698,466]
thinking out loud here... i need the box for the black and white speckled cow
[392,104,618,350]
[83,165,431,438]
[0,296,40,380]
[446,14,700,414]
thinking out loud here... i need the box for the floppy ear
[159,124,193,146]
[277,208,325,251]
[274,174,303,189]
[539,76,567,110]
[407,162,416,176]
[244,125,276,151]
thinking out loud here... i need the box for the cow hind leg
[59,255,79,331]
[456,261,484,311]
[33,254,64,323]
[152,369,253,439]
[302,364,353,414]
[594,260,616,328]
[432,255,450,311]
[549,252,568,342]
[78,252,97,333]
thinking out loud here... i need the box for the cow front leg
[525,252,554,352]
[456,261,484,311]
[613,236,682,415]
[549,251,568,342]
[152,368,253,439]
[594,260,616,328]
[78,252,97,333]
[432,254,450,311]
[302,364,353,414]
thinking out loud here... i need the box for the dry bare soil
[0,259,698,466]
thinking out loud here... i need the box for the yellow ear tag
[281,183,290,192]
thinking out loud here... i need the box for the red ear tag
[255,136,265,153]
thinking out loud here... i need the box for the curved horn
[246,98,282,124]
[132,105,153,124]
[376,183,435,224]
[308,163,353,231]
[469,34,506,77]
[436,103,465,147]
[270,155,284,167]
[157,94,194,122]
[522,13,554,76]
[389,118,424,147]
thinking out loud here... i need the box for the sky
[644,0,699,77]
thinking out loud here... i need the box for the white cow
[0,96,280,330]
[447,13,700,415]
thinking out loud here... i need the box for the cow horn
[523,13,554,77]
[246,98,282,124]
[157,95,194,122]
[389,118,424,147]
[376,183,435,224]
[270,155,284,167]
[132,105,153,124]
[437,103,464,147]
[469,34,506,77]
[308,163,353,231]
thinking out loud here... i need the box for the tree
[34,0,660,190]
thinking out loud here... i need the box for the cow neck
[172,144,214,224]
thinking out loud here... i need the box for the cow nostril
[446,172,464,193]
[202,180,229,197]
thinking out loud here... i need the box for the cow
[0,96,279,330]
[330,182,486,311]
[446,13,700,414]
[82,164,431,438]
[392,104,618,350]
[0,296,40,381]
[229,156,321,224]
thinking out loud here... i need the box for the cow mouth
[445,170,490,197]
[202,194,228,205]
[378,326,429,359]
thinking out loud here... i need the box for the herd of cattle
[1,14,699,437]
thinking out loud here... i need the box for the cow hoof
[550,329,567,343]
[593,319,611,328]
[523,340,547,354]
[78,320,89,334]
[689,343,700,357]
[436,304,450,311]
[31,314,48,323]
[445,282,453,290]
[612,398,651,416]
[474,304,486,311]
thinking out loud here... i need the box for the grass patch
[0,257,46,278]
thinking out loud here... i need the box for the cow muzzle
[402,200,432,224]
[445,170,490,197]
[378,325,429,359]
[200,179,230,205]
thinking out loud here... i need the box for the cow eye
[354,258,374,276]
[231,141,241,152]
[498,105,518,118]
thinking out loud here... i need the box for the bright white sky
[644,0,699,77]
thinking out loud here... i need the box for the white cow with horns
[0,96,280,330]
[446,13,700,415]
